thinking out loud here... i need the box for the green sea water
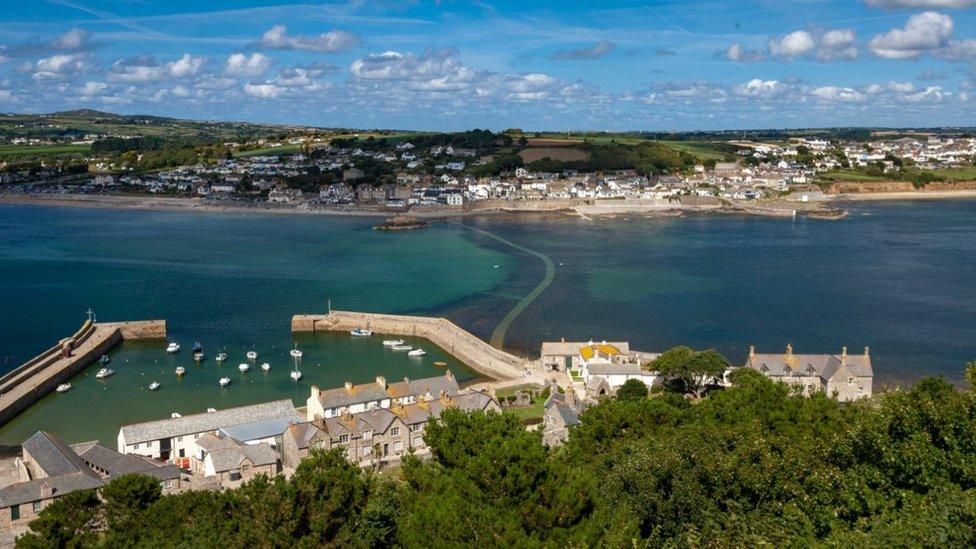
[2,200,976,445]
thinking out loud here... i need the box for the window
[338,434,350,444]
[11,505,19,521]
[409,424,421,432]
[32,501,41,513]
[390,427,400,436]
[393,441,403,453]
[178,449,185,458]
[413,437,423,447]
[848,376,855,385]
[362,430,373,440]
[362,447,372,457]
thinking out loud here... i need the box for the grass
[233,143,303,158]
[518,147,591,163]
[0,144,90,158]
[928,166,976,181]
[655,140,733,161]
[506,395,548,421]
[495,384,539,398]
[817,169,888,182]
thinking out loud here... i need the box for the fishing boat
[383,339,405,347]
[193,352,204,362]
[98,355,111,365]
[433,361,447,368]
[219,377,231,387]
[215,352,227,362]
[95,368,114,379]
[246,351,258,360]
[350,328,373,337]
[290,370,302,382]
[56,383,72,393]
[166,342,180,354]
[192,342,203,354]
[290,347,303,359]
[238,363,249,373]
[407,348,426,357]
[391,344,412,352]
[261,362,270,372]
[149,381,160,391]
[175,366,186,376]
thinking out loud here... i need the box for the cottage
[191,434,280,486]
[744,344,873,401]
[306,372,460,421]
[542,388,583,447]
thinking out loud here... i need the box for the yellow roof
[580,344,621,360]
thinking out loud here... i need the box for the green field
[656,140,734,161]
[0,143,90,158]
[929,166,976,180]
[232,143,303,157]
[817,169,887,182]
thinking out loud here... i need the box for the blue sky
[1,0,975,130]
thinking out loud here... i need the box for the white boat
[193,352,204,362]
[261,362,270,372]
[246,351,258,360]
[290,349,303,359]
[391,345,412,352]
[175,366,186,376]
[383,339,405,347]
[95,368,114,379]
[149,381,160,391]
[166,342,180,353]
[408,348,426,357]
[215,353,227,362]
[219,377,231,387]
[238,363,249,373]
[290,370,302,382]
[350,328,373,337]
[56,383,72,393]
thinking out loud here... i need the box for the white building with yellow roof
[540,339,661,391]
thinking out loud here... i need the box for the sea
[1,199,975,444]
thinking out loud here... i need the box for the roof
[72,443,179,482]
[586,363,644,376]
[541,341,630,357]
[119,400,299,445]
[22,431,94,478]
[747,348,873,380]
[315,373,459,409]
[579,344,621,361]
[205,439,279,473]
[0,472,103,508]
[544,393,581,427]
[219,415,303,442]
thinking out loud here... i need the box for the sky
[1,0,975,131]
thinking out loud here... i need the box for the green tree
[616,378,649,401]
[650,346,730,398]
[16,490,100,548]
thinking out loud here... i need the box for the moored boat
[290,370,302,382]
[391,344,412,352]
[246,350,258,360]
[193,352,204,362]
[219,377,231,387]
[95,368,114,379]
[433,361,447,368]
[238,363,249,373]
[350,328,373,337]
[383,339,405,347]
[407,348,426,357]
[290,348,303,359]
[192,342,203,354]
[149,381,160,391]
[56,383,72,393]
[166,342,180,354]
[98,355,111,365]
[215,352,227,362]
[261,362,270,372]
[175,366,186,376]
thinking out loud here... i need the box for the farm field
[655,140,735,161]
[518,147,591,163]
[929,166,976,180]
[0,144,90,158]
[817,169,887,182]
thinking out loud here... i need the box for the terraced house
[745,344,873,401]
[305,371,460,421]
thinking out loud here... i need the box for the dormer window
[362,430,373,440]
[338,434,349,444]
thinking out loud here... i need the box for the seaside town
[3,118,976,219]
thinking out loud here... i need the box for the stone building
[305,372,460,421]
[542,388,583,447]
[745,344,873,401]
[191,434,280,487]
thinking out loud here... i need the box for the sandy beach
[830,190,976,202]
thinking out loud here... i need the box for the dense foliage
[526,142,698,176]
[18,367,976,547]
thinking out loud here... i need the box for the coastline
[828,190,976,202]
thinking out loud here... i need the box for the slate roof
[544,393,581,427]
[72,442,180,482]
[587,363,644,376]
[748,349,873,380]
[208,442,279,473]
[219,415,302,442]
[22,431,94,478]
[119,400,298,445]
[315,373,459,410]
[285,422,321,450]
[0,472,103,508]
[317,383,389,410]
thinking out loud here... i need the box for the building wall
[827,376,872,402]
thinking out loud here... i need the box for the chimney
[375,376,386,389]
[864,346,870,357]
[344,381,353,393]
[565,385,576,406]
[403,376,410,385]
[841,346,847,358]
[560,337,565,343]
[749,345,755,358]
[444,369,453,380]
[311,385,320,397]
[785,343,793,356]
[40,481,53,499]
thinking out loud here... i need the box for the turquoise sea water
[1,201,975,444]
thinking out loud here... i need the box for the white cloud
[769,31,816,58]
[80,81,108,96]
[0,89,10,102]
[902,85,948,102]
[243,82,285,98]
[732,79,788,98]
[350,49,485,91]
[225,53,271,77]
[169,54,205,78]
[32,54,90,80]
[108,57,165,82]
[818,29,858,60]
[550,40,616,60]
[866,0,976,8]
[51,28,94,52]
[811,86,866,102]
[260,25,359,53]
[171,85,191,98]
[725,43,763,62]
[869,11,953,59]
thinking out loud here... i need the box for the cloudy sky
[1,0,975,130]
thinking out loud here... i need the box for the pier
[292,311,526,381]
[0,319,166,426]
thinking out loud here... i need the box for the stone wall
[292,311,524,380]
[109,320,167,340]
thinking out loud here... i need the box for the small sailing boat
[215,352,227,362]
[289,344,303,359]
[407,348,426,357]
[391,344,412,352]
[191,342,203,354]
[166,342,180,354]
[193,352,204,362]
[95,368,114,379]
[246,350,258,360]
[175,366,186,376]
[238,363,249,373]
[261,362,270,372]
[350,328,373,337]
[219,377,231,387]
[98,355,111,365]
[383,339,405,347]
[149,381,160,391]
[290,370,302,382]
[56,383,72,393]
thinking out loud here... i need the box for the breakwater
[292,311,525,380]
[0,320,165,426]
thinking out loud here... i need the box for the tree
[650,346,730,398]
[616,379,648,401]
[17,490,100,548]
